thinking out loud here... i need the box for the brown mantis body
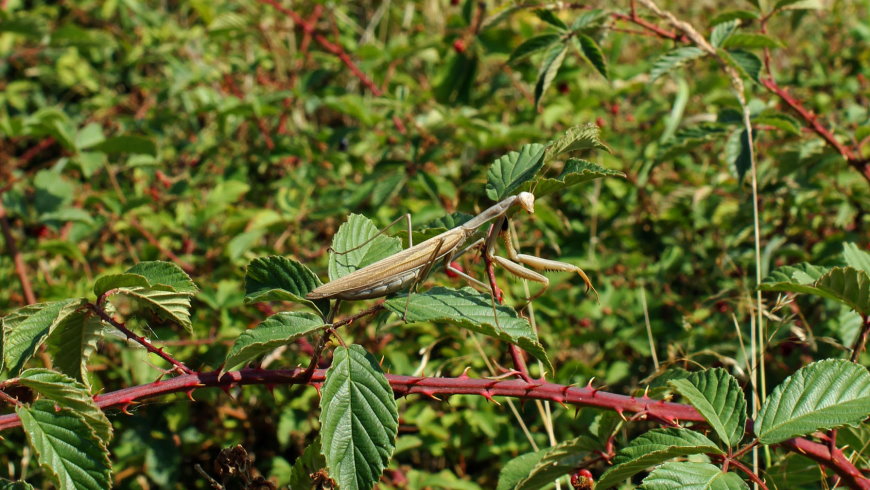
[306,192,594,305]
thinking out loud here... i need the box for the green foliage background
[1,0,868,488]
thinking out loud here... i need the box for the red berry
[595,116,606,128]
[558,82,570,94]
[570,469,594,489]
[452,39,466,53]
[445,261,464,278]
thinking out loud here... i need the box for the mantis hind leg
[401,237,445,321]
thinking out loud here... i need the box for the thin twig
[0,201,37,305]
[88,303,194,375]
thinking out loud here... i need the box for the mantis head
[517,192,535,214]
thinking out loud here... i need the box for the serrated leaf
[534,9,567,30]
[545,124,611,164]
[515,436,597,490]
[18,368,112,443]
[534,43,568,108]
[384,287,553,374]
[759,266,869,315]
[486,143,547,201]
[577,34,608,79]
[2,299,84,375]
[529,159,625,197]
[244,256,327,316]
[497,450,546,490]
[842,242,870,276]
[17,400,112,490]
[711,20,739,48]
[93,273,151,298]
[649,47,705,82]
[725,129,752,183]
[723,49,762,82]
[45,308,105,385]
[89,135,156,156]
[668,369,746,448]
[597,428,723,489]
[319,345,398,490]
[570,9,608,29]
[126,261,198,295]
[329,214,403,281]
[640,462,748,489]
[289,436,328,489]
[761,262,828,285]
[116,285,194,333]
[223,312,326,372]
[755,359,870,444]
[723,33,783,49]
[509,34,561,64]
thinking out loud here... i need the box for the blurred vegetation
[0,0,868,488]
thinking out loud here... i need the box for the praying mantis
[306,191,595,312]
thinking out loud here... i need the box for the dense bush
[0,0,868,488]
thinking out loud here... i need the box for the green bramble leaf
[329,214,403,281]
[842,242,870,275]
[18,368,112,443]
[649,47,706,82]
[668,369,746,448]
[486,143,547,201]
[597,428,723,489]
[319,345,398,490]
[533,9,567,30]
[514,436,597,490]
[529,159,625,197]
[223,312,326,373]
[577,34,608,79]
[45,307,105,386]
[385,287,553,374]
[759,266,869,315]
[640,462,748,489]
[544,123,611,163]
[534,43,568,109]
[508,34,561,64]
[711,20,739,48]
[2,299,85,375]
[126,261,198,295]
[755,359,870,444]
[723,49,762,82]
[17,400,112,490]
[244,256,327,316]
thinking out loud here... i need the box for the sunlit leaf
[244,256,327,316]
[223,312,326,372]
[597,428,723,489]
[329,214,403,281]
[668,369,746,448]
[18,368,112,443]
[385,287,553,374]
[319,345,398,490]
[17,401,112,490]
[640,462,748,489]
[755,359,870,444]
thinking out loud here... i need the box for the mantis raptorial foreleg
[486,217,598,304]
